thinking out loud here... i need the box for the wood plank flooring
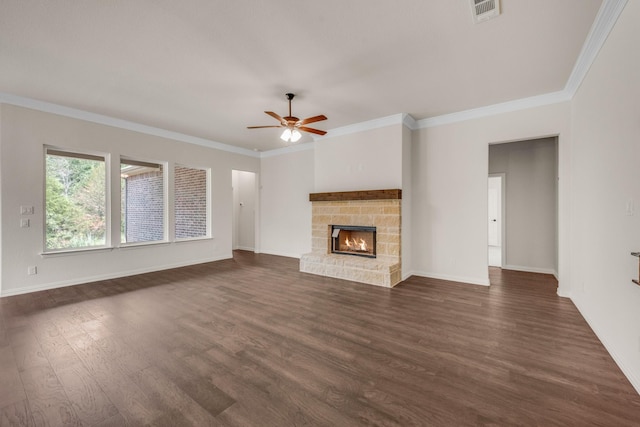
[1,251,639,426]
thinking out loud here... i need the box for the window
[45,148,107,251]
[174,165,209,239]
[120,158,166,244]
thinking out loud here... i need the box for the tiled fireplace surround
[300,189,402,287]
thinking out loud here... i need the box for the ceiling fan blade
[247,125,283,129]
[299,126,327,136]
[298,115,327,126]
[265,111,285,124]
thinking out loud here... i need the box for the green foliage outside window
[45,152,106,250]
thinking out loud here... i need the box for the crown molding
[402,113,418,130]
[319,0,626,134]
[312,113,413,141]
[0,0,625,158]
[564,0,628,97]
[0,92,260,158]
[415,90,570,129]
[259,141,314,158]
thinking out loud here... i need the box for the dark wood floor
[1,251,640,426]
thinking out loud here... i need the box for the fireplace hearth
[331,225,376,258]
[300,189,402,288]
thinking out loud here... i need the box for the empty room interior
[1,1,640,425]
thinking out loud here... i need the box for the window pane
[45,150,106,250]
[175,166,208,239]
[121,159,165,243]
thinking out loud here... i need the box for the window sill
[118,240,171,249]
[40,238,213,257]
[175,236,213,243]
[41,246,114,257]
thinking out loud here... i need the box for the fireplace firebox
[331,225,376,258]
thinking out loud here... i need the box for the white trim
[412,270,490,287]
[556,287,571,298]
[313,113,407,141]
[259,142,314,158]
[234,246,255,252]
[0,254,232,298]
[259,249,302,259]
[502,264,558,276]
[571,295,640,395]
[564,0,628,97]
[402,113,418,130]
[0,92,259,158]
[0,0,624,159]
[416,91,570,129]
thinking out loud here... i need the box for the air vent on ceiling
[470,0,500,24]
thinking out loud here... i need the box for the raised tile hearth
[300,189,402,287]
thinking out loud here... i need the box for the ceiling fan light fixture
[248,93,327,142]
[280,128,292,142]
[280,128,302,143]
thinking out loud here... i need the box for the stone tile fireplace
[300,189,402,287]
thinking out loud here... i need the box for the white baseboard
[234,246,255,252]
[411,270,490,287]
[556,287,572,298]
[0,254,233,298]
[503,264,558,277]
[571,295,640,396]
[258,249,302,259]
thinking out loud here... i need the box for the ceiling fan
[247,93,327,143]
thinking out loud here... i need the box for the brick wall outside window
[124,171,164,242]
[175,166,207,239]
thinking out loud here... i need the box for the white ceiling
[0,0,603,152]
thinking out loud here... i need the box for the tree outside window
[45,149,107,250]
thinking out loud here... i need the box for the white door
[488,175,503,267]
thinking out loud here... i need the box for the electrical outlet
[27,266,37,275]
[20,218,30,228]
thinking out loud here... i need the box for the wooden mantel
[309,189,402,202]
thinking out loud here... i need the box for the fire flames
[345,237,367,251]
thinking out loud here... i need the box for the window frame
[43,146,111,254]
[174,164,212,242]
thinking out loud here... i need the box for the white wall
[401,125,413,278]
[0,104,259,296]
[411,102,571,287]
[0,105,2,292]
[259,148,314,258]
[314,125,403,192]
[569,0,640,393]
[489,138,558,275]
[259,123,408,262]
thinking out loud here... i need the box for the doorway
[232,170,257,251]
[488,137,558,276]
[488,174,504,267]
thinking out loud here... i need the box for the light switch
[20,218,30,228]
[626,199,635,216]
[20,205,34,215]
